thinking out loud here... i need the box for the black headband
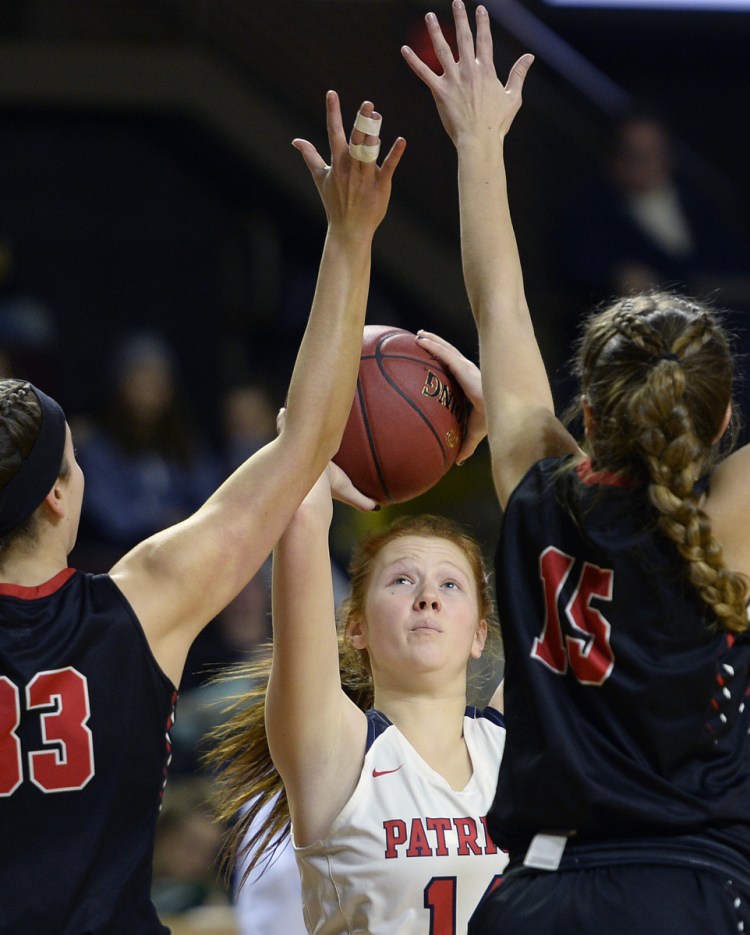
[0,385,67,537]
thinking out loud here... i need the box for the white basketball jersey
[294,706,507,935]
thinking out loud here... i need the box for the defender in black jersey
[0,98,405,935]
[406,4,750,932]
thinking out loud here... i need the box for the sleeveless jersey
[488,457,750,865]
[294,706,507,935]
[0,569,176,934]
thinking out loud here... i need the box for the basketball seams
[373,336,450,469]
[332,325,466,504]
[356,376,392,502]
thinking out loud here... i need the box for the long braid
[580,292,748,633]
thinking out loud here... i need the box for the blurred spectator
[152,777,230,918]
[170,561,273,775]
[0,234,59,390]
[221,381,278,472]
[72,331,222,569]
[560,112,750,304]
[555,111,750,418]
[170,383,279,776]
[234,795,306,935]
[171,555,349,778]
[179,560,272,693]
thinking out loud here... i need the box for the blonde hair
[204,514,498,887]
[569,291,747,633]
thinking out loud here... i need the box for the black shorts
[469,858,750,934]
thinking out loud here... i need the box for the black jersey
[0,568,176,934]
[489,457,750,865]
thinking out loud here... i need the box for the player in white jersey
[234,796,307,935]
[295,705,505,934]
[208,368,506,934]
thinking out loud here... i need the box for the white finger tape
[353,113,382,137]
[349,141,381,163]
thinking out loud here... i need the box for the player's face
[355,535,487,685]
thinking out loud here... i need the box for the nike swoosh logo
[372,766,403,778]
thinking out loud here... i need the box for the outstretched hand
[293,92,407,239]
[415,330,487,465]
[401,1,533,147]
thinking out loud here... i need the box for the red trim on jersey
[0,567,76,600]
[577,458,638,488]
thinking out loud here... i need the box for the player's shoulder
[706,447,750,579]
[365,708,395,752]
[465,704,505,728]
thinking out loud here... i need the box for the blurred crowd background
[2,1,750,930]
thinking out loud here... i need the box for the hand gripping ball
[333,325,467,504]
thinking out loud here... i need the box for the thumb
[328,462,380,512]
[456,420,487,466]
[292,139,327,179]
[505,53,534,95]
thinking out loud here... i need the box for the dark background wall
[0,0,748,445]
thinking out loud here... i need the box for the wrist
[325,224,377,247]
[454,129,506,157]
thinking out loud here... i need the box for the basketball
[333,325,467,504]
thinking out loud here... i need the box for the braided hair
[0,380,43,553]
[572,291,747,633]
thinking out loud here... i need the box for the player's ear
[713,403,732,443]
[471,619,488,659]
[346,615,368,650]
[43,479,66,519]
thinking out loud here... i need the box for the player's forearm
[457,138,552,398]
[456,139,528,334]
[282,226,373,467]
[456,135,558,501]
[267,502,340,763]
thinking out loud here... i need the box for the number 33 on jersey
[0,667,94,794]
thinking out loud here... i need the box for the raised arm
[266,466,373,846]
[111,94,406,686]
[403,2,576,508]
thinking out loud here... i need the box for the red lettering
[565,562,615,686]
[479,816,498,855]
[453,817,481,855]
[0,668,95,796]
[533,547,615,687]
[27,669,95,792]
[533,547,574,673]
[383,819,407,859]
[0,677,22,796]
[407,817,434,857]
[426,817,452,856]
[424,877,457,935]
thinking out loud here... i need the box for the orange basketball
[333,325,467,504]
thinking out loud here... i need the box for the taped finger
[353,113,382,137]
[349,141,381,163]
